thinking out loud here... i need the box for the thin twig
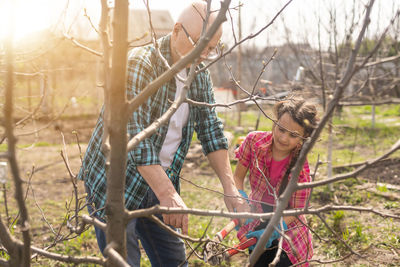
[63,33,102,57]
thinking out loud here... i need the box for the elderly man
[78,1,247,266]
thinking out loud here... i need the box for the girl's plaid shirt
[236,131,313,266]
[78,34,228,219]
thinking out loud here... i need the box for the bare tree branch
[364,54,400,67]
[148,215,207,243]
[103,242,129,267]
[124,203,400,222]
[63,33,102,57]
[31,246,105,265]
[298,137,400,190]
[82,214,106,231]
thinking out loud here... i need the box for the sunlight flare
[0,0,53,43]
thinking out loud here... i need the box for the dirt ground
[4,116,400,266]
[358,157,400,185]
[22,116,399,185]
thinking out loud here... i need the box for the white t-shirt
[159,69,189,168]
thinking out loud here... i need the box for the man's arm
[137,165,189,234]
[206,149,248,213]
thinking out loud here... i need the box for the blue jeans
[87,188,187,267]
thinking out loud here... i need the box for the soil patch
[334,157,400,186]
[358,157,400,185]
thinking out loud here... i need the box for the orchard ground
[1,105,400,266]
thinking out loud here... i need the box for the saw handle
[215,219,239,241]
[226,236,257,257]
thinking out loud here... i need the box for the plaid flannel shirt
[78,34,228,218]
[236,131,313,266]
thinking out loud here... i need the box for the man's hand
[223,188,250,213]
[158,190,189,235]
[206,150,250,214]
[137,165,189,235]
[234,189,252,230]
[224,188,251,228]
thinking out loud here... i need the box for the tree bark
[105,0,129,265]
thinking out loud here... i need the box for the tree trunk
[4,4,31,266]
[105,0,129,265]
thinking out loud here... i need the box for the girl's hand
[234,189,252,230]
[238,189,249,203]
[235,218,253,231]
[245,229,278,250]
[245,221,288,250]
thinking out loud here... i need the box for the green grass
[1,104,399,266]
[219,108,274,134]
[0,141,56,152]
[180,169,246,266]
[0,144,6,152]
[310,179,400,262]
[335,104,400,117]
[308,105,400,174]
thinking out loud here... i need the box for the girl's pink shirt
[261,155,290,204]
[235,131,313,267]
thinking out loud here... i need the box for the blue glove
[235,217,253,231]
[245,221,288,250]
[235,190,252,230]
[238,189,249,202]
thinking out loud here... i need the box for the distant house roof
[128,9,174,46]
[71,9,174,43]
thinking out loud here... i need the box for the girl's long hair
[278,147,301,197]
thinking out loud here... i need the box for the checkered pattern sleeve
[194,70,228,154]
[126,50,160,166]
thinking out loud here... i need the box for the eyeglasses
[181,24,220,59]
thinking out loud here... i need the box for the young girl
[234,95,318,267]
